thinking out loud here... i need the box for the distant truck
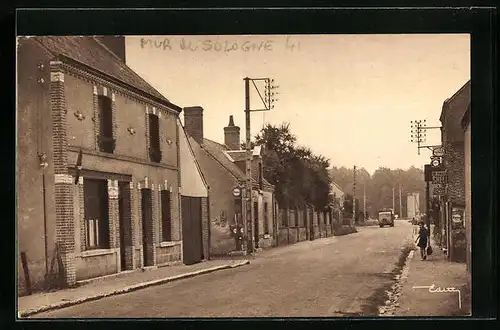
[378,208,395,227]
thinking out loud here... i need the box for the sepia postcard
[16,33,473,319]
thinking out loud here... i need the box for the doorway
[118,181,132,271]
[141,188,153,267]
[181,196,203,265]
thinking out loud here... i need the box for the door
[141,188,153,267]
[181,196,203,265]
[254,201,259,248]
[118,181,132,271]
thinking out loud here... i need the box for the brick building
[184,109,276,255]
[439,80,470,263]
[461,104,471,285]
[17,36,208,296]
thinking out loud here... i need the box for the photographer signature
[412,284,461,308]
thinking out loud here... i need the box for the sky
[125,34,470,175]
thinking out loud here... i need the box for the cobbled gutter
[359,241,415,316]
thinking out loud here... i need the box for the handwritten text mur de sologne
[139,37,300,52]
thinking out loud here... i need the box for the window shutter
[148,114,162,162]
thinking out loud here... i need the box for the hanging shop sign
[432,146,445,157]
[451,207,464,229]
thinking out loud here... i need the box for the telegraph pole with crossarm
[243,77,279,254]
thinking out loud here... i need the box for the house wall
[191,144,240,256]
[62,71,182,279]
[464,122,471,284]
[178,120,209,260]
[17,38,58,296]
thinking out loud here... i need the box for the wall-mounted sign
[232,187,241,197]
[431,158,441,167]
[432,146,445,157]
[432,171,447,185]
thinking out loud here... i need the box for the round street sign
[431,158,441,167]
[232,187,241,197]
[432,146,445,157]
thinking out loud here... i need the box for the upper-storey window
[148,113,162,163]
[98,95,115,153]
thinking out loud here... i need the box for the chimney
[183,106,204,144]
[96,36,126,63]
[224,115,241,150]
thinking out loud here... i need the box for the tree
[251,123,332,210]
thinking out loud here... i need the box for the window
[148,113,162,163]
[263,202,269,234]
[161,190,172,241]
[98,95,115,153]
[83,178,110,249]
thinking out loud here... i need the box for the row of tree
[330,166,426,219]
[246,123,333,210]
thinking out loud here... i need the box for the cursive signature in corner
[412,284,461,309]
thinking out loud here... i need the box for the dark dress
[417,227,428,248]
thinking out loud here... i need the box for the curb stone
[18,260,250,318]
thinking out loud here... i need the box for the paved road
[34,221,414,318]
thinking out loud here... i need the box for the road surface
[33,221,414,318]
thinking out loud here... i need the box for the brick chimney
[224,115,240,150]
[183,106,204,144]
[95,36,126,63]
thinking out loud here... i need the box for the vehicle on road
[378,209,395,227]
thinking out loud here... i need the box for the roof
[194,138,273,190]
[461,102,471,130]
[227,150,247,162]
[440,80,471,123]
[30,36,180,111]
[330,181,344,194]
[178,120,209,189]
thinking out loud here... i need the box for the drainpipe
[206,186,211,260]
[42,172,49,285]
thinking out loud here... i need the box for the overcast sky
[125,34,470,174]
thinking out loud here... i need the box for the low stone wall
[334,225,358,236]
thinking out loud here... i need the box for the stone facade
[439,80,470,263]
[17,37,186,295]
[462,105,471,285]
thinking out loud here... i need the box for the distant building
[407,192,420,219]
[329,182,344,223]
[329,182,345,207]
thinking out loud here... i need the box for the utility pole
[399,184,402,219]
[392,187,395,212]
[242,77,278,254]
[244,78,252,254]
[352,165,357,225]
[363,184,366,221]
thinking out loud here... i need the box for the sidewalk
[395,228,471,316]
[18,258,250,318]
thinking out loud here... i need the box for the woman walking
[415,221,429,260]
